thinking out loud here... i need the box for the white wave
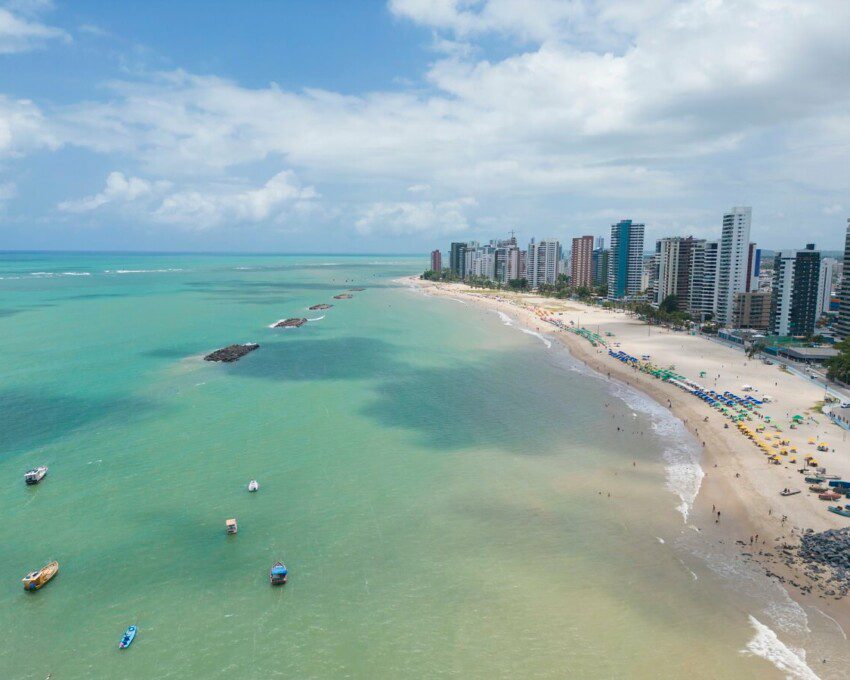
[656,537,665,544]
[520,328,552,348]
[446,297,467,305]
[29,271,91,277]
[61,271,91,276]
[742,616,820,680]
[496,311,514,326]
[107,268,184,274]
[307,315,325,322]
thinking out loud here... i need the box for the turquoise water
[0,253,843,678]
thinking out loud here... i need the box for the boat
[269,562,288,585]
[24,466,48,485]
[804,476,824,484]
[248,480,259,492]
[809,485,827,493]
[22,561,59,591]
[828,506,850,517]
[226,518,238,535]
[780,489,801,496]
[819,492,841,501]
[119,625,137,649]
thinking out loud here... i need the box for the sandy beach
[409,276,850,635]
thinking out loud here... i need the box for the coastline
[405,276,850,642]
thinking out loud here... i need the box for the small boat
[780,489,801,496]
[269,562,288,585]
[804,476,824,484]
[22,561,59,591]
[226,518,238,535]
[809,485,827,493]
[828,506,850,517]
[25,466,48,485]
[119,625,137,649]
[248,480,259,492]
[819,492,841,501]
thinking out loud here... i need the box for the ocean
[0,253,844,678]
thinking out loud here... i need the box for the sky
[0,0,849,253]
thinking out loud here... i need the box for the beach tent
[792,415,804,422]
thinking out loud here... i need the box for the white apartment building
[526,238,560,288]
[716,207,752,326]
[770,250,796,336]
[688,240,719,319]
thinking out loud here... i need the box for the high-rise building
[607,219,645,299]
[655,236,700,310]
[688,240,719,319]
[837,221,850,339]
[593,248,609,287]
[769,244,821,337]
[733,291,772,330]
[430,249,442,272]
[746,243,761,292]
[449,242,467,278]
[716,207,752,326]
[571,235,594,288]
[527,238,560,289]
[816,257,837,319]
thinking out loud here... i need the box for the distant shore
[406,275,850,636]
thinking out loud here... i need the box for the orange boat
[22,561,59,591]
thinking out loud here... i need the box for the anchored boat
[22,561,59,591]
[24,466,48,485]
[226,518,238,535]
[248,480,259,492]
[119,625,137,649]
[270,562,288,585]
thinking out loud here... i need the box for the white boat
[248,480,259,492]
[25,466,48,485]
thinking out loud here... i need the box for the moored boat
[248,480,259,492]
[22,561,59,591]
[828,506,850,517]
[119,625,137,649]
[24,466,48,485]
[780,489,801,496]
[226,518,238,534]
[270,562,288,585]
[819,491,841,501]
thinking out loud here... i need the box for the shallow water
[0,253,844,678]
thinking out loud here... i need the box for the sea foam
[742,616,820,680]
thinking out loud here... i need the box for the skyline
[1,0,850,252]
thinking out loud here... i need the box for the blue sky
[1,0,849,252]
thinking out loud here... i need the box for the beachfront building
[655,236,701,311]
[430,249,442,272]
[688,240,719,320]
[607,219,645,300]
[816,257,837,319]
[732,291,772,330]
[716,207,752,327]
[571,235,594,288]
[494,241,522,284]
[769,244,821,337]
[593,247,609,287]
[450,242,467,278]
[838,220,850,339]
[527,238,560,289]
[465,246,495,280]
[746,243,761,292]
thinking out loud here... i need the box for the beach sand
[408,276,850,634]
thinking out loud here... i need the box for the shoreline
[406,276,850,641]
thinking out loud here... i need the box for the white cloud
[0,94,58,157]
[153,170,317,228]
[3,0,850,246]
[355,197,476,235]
[57,169,317,229]
[58,172,169,212]
[0,6,69,54]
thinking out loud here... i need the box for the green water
[0,253,844,678]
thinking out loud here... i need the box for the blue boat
[119,625,137,649]
[270,562,288,585]
[828,506,850,518]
